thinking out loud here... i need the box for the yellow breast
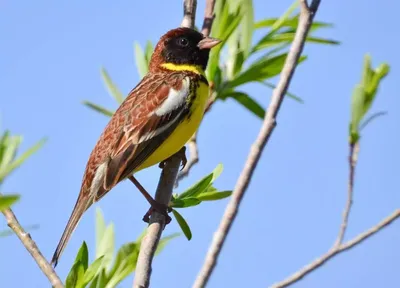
[135,80,209,171]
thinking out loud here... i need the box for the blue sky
[1,0,399,287]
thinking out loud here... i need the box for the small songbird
[51,27,221,267]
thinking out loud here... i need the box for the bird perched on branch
[51,27,221,267]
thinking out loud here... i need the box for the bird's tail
[51,193,91,267]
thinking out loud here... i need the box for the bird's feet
[142,202,172,224]
[158,146,187,171]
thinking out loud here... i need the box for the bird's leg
[158,146,187,171]
[128,175,172,224]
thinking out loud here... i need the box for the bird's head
[149,27,221,74]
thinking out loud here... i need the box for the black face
[162,30,210,70]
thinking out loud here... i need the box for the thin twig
[175,133,199,186]
[271,139,399,288]
[1,200,64,288]
[133,154,182,288]
[201,0,216,36]
[133,1,201,287]
[271,209,400,288]
[181,0,197,29]
[192,1,322,287]
[175,0,218,187]
[335,142,359,247]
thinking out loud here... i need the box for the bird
[51,27,221,267]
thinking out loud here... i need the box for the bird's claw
[158,146,187,171]
[142,203,172,224]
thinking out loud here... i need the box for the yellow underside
[135,81,209,171]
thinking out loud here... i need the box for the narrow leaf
[0,224,39,237]
[177,174,213,199]
[197,191,232,201]
[82,101,114,117]
[240,0,254,57]
[66,261,85,288]
[171,197,201,208]
[360,111,388,131]
[259,81,304,103]
[96,223,115,267]
[0,138,46,182]
[134,42,149,79]
[100,67,124,104]
[95,207,106,258]
[172,209,192,240]
[74,242,89,271]
[155,233,180,256]
[224,92,265,119]
[350,84,365,138]
[0,194,20,212]
[82,256,105,287]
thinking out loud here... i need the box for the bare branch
[175,133,199,186]
[133,1,205,286]
[271,209,400,288]
[181,0,197,28]
[133,154,182,288]
[192,1,322,287]
[175,0,218,187]
[201,0,216,36]
[1,203,64,288]
[334,142,359,247]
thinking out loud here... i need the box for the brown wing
[88,72,192,200]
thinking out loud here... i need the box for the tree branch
[271,209,400,288]
[1,201,64,288]
[192,1,322,287]
[201,0,216,36]
[181,0,197,29]
[133,154,182,288]
[134,0,218,286]
[270,140,400,288]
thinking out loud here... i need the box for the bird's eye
[178,37,189,47]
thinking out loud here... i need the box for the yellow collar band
[160,63,205,76]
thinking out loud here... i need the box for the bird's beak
[197,37,222,50]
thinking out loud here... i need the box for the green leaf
[240,0,254,58]
[259,81,304,103]
[74,242,89,271]
[211,163,223,182]
[177,174,213,199]
[82,101,114,117]
[197,191,232,201]
[0,131,10,165]
[223,92,265,119]
[270,1,299,32]
[0,224,39,237]
[0,194,20,212]
[89,269,107,288]
[105,242,139,288]
[350,84,365,142]
[360,111,388,131]
[145,40,154,65]
[255,16,333,32]
[82,256,105,287]
[155,233,180,256]
[0,134,21,171]
[171,197,201,208]
[172,209,192,240]
[97,223,114,268]
[95,207,106,258]
[226,53,307,89]
[66,261,85,288]
[134,42,149,79]
[0,138,46,182]
[100,67,124,104]
[207,4,243,80]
